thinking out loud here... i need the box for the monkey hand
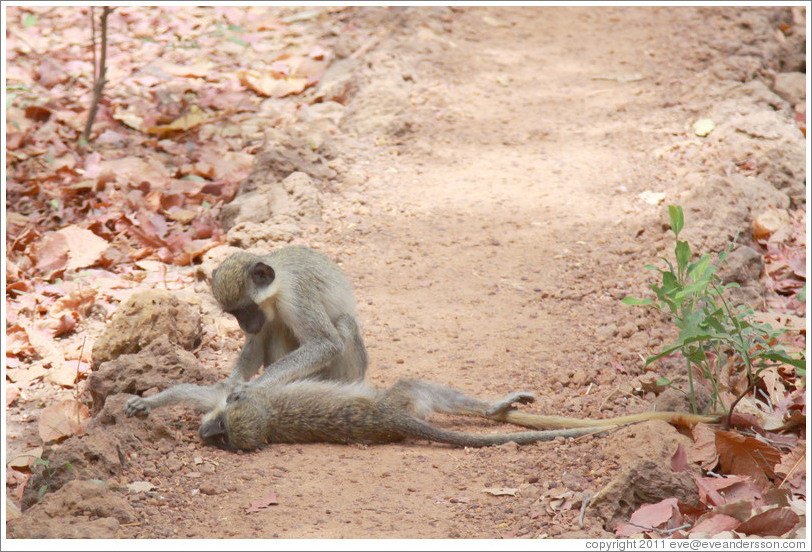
[486,392,535,417]
[124,396,151,417]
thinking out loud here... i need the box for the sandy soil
[5,6,806,541]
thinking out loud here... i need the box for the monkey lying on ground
[198,378,620,451]
[125,246,368,417]
[124,245,720,437]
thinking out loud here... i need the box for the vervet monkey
[125,246,367,417]
[198,378,618,450]
[125,246,719,434]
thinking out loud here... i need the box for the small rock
[618,322,636,339]
[772,72,806,106]
[596,324,618,342]
[752,208,790,241]
[718,245,763,284]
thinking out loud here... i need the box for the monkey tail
[397,417,617,448]
[497,410,722,430]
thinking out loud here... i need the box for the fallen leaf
[482,487,519,496]
[38,399,90,443]
[8,447,43,470]
[57,225,110,271]
[694,475,752,508]
[615,498,681,537]
[775,441,805,489]
[6,363,48,384]
[715,430,781,487]
[736,507,800,537]
[690,423,719,470]
[239,69,308,98]
[45,361,79,387]
[6,384,21,406]
[245,490,279,513]
[146,106,216,136]
[671,443,688,472]
[688,514,741,537]
[127,481,156,493]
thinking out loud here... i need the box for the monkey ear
[250,262,275,287]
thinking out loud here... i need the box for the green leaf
[228,24,246,32]
[23,14,38,28]
[668,205,684,236]
[675,240,691,273]
[228,35,249,47]
[37,484,48,501]
[758,351,806,371]
[798,286,806,303]
[622,297,653,306]
[656,376,672,386]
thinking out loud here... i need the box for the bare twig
[578,493,591,528]
[81,6,114,143]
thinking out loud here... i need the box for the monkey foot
[486,391,535,417]
[124,397,151,417]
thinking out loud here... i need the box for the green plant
[33,458,73,501]
[623,205,805,419]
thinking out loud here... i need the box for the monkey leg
[331,314,368,381]
[124,382,232,417]
[382,379,535,421]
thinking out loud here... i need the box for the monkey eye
[227,390,248,404]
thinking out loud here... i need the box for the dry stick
[81,6,114,143]
[724,376,762,430]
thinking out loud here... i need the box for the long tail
[398,417,617,447]
[494,410,722,430]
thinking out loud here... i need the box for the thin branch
[81,6,114,143]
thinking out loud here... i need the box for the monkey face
[227,303,266,335]
[199,411,233,450]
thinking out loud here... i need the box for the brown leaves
[715,430,782,488]
[38,399,90,443]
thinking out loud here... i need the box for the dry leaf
[245,490,279,513]
[146,106,215,136]
[688,514,741,537]
[615,498,680,537]
[45,361,79,387]
[671,443,688,472]
[6,384,21,406]
[715,430,781,487]
[38,399,90,443]
[690,423,719,470]
[6,363,48,384]
[736,507,800,537]
[57,225,109,271]
[8,447,43,470]
[239,69,308,98]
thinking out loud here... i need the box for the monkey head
[211,253,278,334]
[199,389,268,451]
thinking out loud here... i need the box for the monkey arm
[249,300,346,387]
[227,332,266,383]
[251,334,344,387]
[492,410,722,430]
[124,382,231,417]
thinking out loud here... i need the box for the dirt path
[7,6,804,540]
